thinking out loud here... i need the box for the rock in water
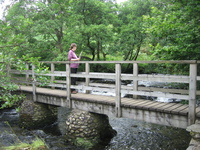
[19,100,57,129]
[65,109,117,149]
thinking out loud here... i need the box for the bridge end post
[188,63,197,125]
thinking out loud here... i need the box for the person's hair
[70,43,77,50]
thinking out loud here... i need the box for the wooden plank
[121,99,143,107]
[178,107,188,116]
[122,98,140,103]
[115,63,122,117]
[40,60,197,64]
[135,101,157,109]
[124,90,189,100]
[124,99,152,108]
[73,93,115,105]
[121,74,189,83]
[170,105,188,115]
[196,107,200,114]
[143,102,165,111]
[155,103,177,112]
[133,63,138,99]
[196,112,200,118]
[137,86,189,95]
[195,107,200,118]
[188,63,197,125]
[85,63,90,94]
[66,64,71,108]
[147,102,169,111]
[163,103,184,114]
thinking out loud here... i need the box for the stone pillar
[186,120,200,150]
[19,100,57,129]
[65,109,117,149]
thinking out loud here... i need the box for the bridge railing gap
[8,60,200,125]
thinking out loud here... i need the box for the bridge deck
[18,85,200,118]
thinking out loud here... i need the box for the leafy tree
[4,0,72,60]
[67,0,119,60]
[117,0,152,62]
[143,0,200,60]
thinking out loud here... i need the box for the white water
[78,80,182,103]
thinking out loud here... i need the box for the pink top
[68,50,79,68]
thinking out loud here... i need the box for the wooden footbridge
[9,60,200,129]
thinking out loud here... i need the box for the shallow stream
[0,108,190,150]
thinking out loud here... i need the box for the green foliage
[0,0,199,76]
[2,138,48,150]
[75,137,94,149]
[117,0,152,61]
[143,0,200,61]
[0,62,24,109]
[0,53,49,109]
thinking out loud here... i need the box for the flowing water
[0,108,190,150]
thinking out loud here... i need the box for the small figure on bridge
[68,43,81,94]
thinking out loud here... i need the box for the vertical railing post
[85,62,90,94]
[133,63,138,99]
[51,63,55,89]
[115,63,122,117]
[66,63,72,108]
[25,63,29,85]
[6,63,11,77]
[188,63,197,125]
[32,64,36,102]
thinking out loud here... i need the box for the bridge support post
[51,63,55,89]
[85,62,90,94]
[133,63,138,99]
[188,63,197,125]
[66,63,72,108]
[32,64,36,102]
[25,63,29,85]
[115,63,121,117]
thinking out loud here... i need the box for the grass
[2,138,48,150]
[75,137,94,149]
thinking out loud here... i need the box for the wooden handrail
[39,60,199,64]
[8,60,200,125]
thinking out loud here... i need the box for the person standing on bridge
[68,43,81,94]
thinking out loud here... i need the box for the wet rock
[65,109,117,149]
[0,132,19,146]
[19,100,57,129]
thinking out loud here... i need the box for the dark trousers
[71,68,77,91]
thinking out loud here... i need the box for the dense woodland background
[0,0,200,108]
[1,0,199,62]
